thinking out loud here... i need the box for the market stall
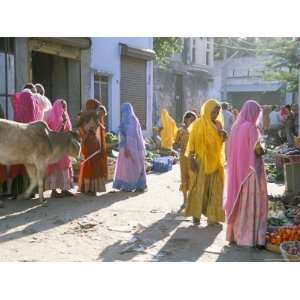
[266,195,300,261]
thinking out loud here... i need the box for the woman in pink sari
[45,99,74,198]
[224,100,268,248]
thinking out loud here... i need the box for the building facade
[0,37,91,123]
[90,37,155,136]
[153,37,214,124]
[209,55,287,109]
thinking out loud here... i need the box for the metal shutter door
[121,56,147,129]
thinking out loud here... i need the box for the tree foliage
[257,37,300,92]
[153,37,183,65]
[214,37,257,60]
[214,37,300,92]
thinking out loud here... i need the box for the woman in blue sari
[113,103,147,192]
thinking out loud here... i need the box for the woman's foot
[193,217,200,225]
[62,190,74,197]
[51,190,62,198]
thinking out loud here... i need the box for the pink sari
[45,100,73,190]
[224,100,268,246]
[11,91,44,123]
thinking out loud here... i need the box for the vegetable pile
[106,132,118,145]
[266,225,300,245]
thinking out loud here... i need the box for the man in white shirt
[268,105,283,145]
[222,102,234,133]
[222,102,234,161]
[269,106,282,129]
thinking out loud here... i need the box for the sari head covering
[160,109,178,149]
[186,99,225,175]
[113,103,146,191]
[119,103,145,153]
[85,99,102,111]
[224,100,262,222]
[47,99,72,132]
[11,91,43,123]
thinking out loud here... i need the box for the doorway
[31,51,81,123]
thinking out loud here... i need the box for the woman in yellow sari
[185,99,226,225]
[159,109,178,151]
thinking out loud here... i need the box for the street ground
[0,165,284,262]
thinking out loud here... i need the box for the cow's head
[67,131,81,159]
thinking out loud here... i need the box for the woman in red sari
[45,99,74,198]
[78,99,108,195]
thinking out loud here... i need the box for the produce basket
[266,242,281,254]
[107,158,116,182]
[280,241,300,262]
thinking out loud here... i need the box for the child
[173,111,197,210]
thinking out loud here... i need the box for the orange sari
[78,100,108,193]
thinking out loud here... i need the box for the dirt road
[0,165,282,262]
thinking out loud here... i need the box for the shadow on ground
[0,191,140,243]
[154,225,222,262]
[98,214,222,262]
[98,212,184,261]
[215,244,282,262]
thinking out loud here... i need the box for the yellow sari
[160,109,178,150]
[185,100,225,222]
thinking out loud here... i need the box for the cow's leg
[18,164,37,201]
[36,167,46,204]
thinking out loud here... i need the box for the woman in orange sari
[78,99,108,195]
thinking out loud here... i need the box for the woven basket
[266,242,281,254]
[280,241,300,262]
[107,158,116,182]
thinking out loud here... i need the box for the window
[192,47,196,64]
[0,38,15,120]
[192,38,196,64]
[94,74,109,110]
[206,51,210,66]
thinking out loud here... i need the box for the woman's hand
[217,128,228,141]
[190,155,199,173]
[255,142,267,156]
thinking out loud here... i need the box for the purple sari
[113,103,147,191]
